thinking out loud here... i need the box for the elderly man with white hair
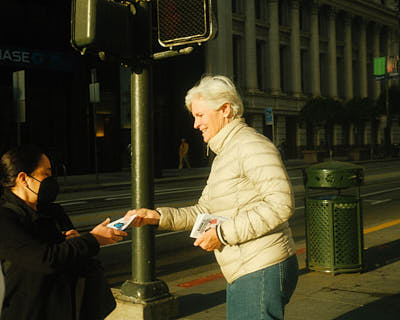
[125,74,299,320]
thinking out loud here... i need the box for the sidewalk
[158,221,400,320]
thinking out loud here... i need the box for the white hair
[185,75,244,119]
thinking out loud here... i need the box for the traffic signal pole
[71,0,216,317]
[120,0,170,304]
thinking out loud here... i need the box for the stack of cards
[107,214,137,231]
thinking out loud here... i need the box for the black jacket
[0,190,116,320]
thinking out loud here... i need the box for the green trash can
[303,160,364,275]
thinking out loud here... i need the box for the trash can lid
[303,160,364,189]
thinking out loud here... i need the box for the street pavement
[57,158,400,319]
[161,221,400,320]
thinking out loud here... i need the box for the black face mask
[29,176,60,204]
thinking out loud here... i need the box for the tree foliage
[300,96,345,127]
[344,97,379,125]
[376,85,400,116]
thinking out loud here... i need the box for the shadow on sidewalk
[176,290,226,318]
[333,293,400,320]
[332,239,400,319]
[363,239,400,272]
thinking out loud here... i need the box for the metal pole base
[121,279,170,303]
[108,288,178,320]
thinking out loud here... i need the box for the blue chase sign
[0,47,75,72]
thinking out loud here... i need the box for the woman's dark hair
[0,145,45,189]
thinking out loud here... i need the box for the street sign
[373,56,386,80]
[265,107,273,125]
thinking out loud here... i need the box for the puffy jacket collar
[208,118,246,155]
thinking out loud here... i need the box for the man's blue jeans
[226,255,299,320]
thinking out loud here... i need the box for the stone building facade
[205,0,400,158]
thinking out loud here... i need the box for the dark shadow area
[175,290,226,319]
[104,246,216,287]
[329,239,400,319]
[363,238,400,272]
[156,251,216,277]
[334,293,400,320]
[298,267,311,276]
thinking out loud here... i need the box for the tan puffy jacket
[157,119,296,283]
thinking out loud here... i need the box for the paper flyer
[190,213,230,238]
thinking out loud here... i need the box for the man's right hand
[124,208,161,227]
[90,218,127,245]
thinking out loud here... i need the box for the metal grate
[307,199,333,266]
[157,0,209,46]
[333,202,359,266]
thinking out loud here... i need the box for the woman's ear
[221,103,232,118]
[15,172,28,185]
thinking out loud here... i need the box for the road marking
[105,195,131,201]
[361,186,400,198]
[370,199,392,206]
[364,219,400,234]
[57,201,88,206]
[177,247,308,288]
[177,273,224,288]
[57,186,203,204]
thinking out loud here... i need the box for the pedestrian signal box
[71,0,135,59]
[157,0,216,48]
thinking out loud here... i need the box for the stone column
[205,0,233,77]
[344,13,353,100]
[310,1,321,96]
[290,0,301,97]
[358,18,367,98]
[372,23,381,99]
[244,0,258,91]
[327,7,337,98]
[268,0,281,96]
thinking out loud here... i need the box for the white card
[107,215,136,231]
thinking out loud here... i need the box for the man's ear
[220,103,232,118]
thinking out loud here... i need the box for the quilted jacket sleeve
[157,185,210,231]
[220,136,295,245]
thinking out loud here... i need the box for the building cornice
[319,0,398,28]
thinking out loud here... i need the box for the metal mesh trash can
[303,160,364,274]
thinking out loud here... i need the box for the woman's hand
[124,208,161,227]
[90,218,127,245]
[194,228,221,251]
[64,229,80,240]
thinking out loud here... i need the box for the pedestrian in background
[0,145,127,320]
[125,75,299,320]
[178,137,191,169]
[278,138,288,163]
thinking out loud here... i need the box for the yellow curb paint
[364,219,400,234]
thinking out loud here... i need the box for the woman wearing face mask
[0,145,127,320]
